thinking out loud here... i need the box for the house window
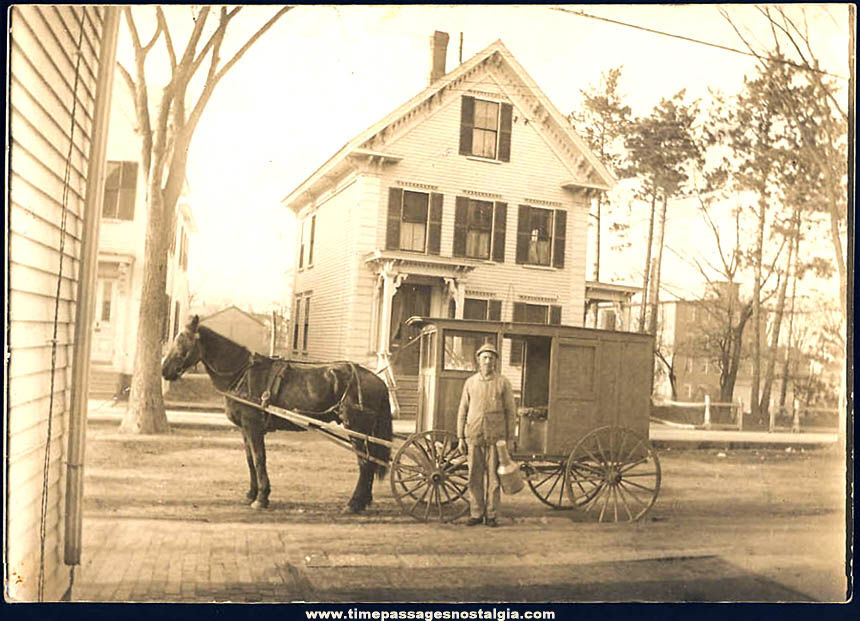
[292,294,302,350]
[102,161,137,220]
[510,302,561,364]
[459,96,512,162]
[308,215,316,266]
[162,294,171,343]
[454,198,507,262]
[386,188,443,254]
[685,357,693,373]
[516,205,566,268]
[685,384,692,399]
[463,298,502,321]
[100,279,112,322]
[400,191,428,252]
[701,358,709,373]
[302,296,311,352]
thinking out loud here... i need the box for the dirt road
[74,420,849,602]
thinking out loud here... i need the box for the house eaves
[282,39,615,213]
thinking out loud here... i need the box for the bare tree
[119,6,293,433]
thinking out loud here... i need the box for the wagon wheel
[523,461,573,509]
[390,430,470,522]
[565,426,661,522]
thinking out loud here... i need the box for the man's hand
[458,438,467,454]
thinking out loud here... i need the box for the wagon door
[546,337,599,456]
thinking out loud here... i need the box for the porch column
[377,262,405,367]
[443,277,465,318]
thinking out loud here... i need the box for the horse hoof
[341,504,362,515]
[244,494,257,505]
[251,499,269,510]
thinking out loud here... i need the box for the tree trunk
[778,214,801,410]
[638,192,657,333]
[121,179,170,434]
[647,195,668,335]
[720,302,752,403]
[759,236,794,420]
[750,194,766,421]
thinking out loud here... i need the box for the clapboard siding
[7,4,108,601]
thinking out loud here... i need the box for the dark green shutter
[553,209,567,268]
[428,193,443,254]
[516,205,530,264]
[386,187,403,250]
[308,214,316,264]
[459,96,475,155]
[488,299,502,321]
[499,103,512,162]
[550,305,562,325]
[453,196,468,257]
[492,202,507,262]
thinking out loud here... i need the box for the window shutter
[498,103,512,162]
[459,96,475,155]
[492,202,507,262]
[427,193,443,254]
[488,299,502,321]
[386,187,403,250]
[510,302,526,364]
[453,196,468,257]
[516,205,530,264]
[553,209,567,268]
[550,305,562,325]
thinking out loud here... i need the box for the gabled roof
[282,39,615,212]
[200,304,267,326]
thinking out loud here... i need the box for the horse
[161,315,393,513]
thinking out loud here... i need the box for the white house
[282,33,615,415]
[90,74,197,398]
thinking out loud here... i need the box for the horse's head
[162,315,203,381]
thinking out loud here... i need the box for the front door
[390,284,431,375]
[92,277,116,363]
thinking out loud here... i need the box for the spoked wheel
[390,430,470,522]
[565,426,661,522]
[523,461,573,509]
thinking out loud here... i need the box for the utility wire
[549,6,848,81]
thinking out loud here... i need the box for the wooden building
[90,78,197,399]
[7,6,119,600]
[199,305,271,354]
[283,34,615,416]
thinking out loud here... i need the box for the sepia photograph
[5,3,853,606]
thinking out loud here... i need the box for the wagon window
[420,332,436,370]
[442,331,495,371]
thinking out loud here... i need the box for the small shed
[199,305,270,353]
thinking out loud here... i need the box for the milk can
[496,440,524,494]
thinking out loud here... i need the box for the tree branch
[116,61,136,101]
[189,6,242,79]
[214,6,293,83]
[156,6,177,70]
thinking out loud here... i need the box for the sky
[114,4,851,311]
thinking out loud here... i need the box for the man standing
[457,342,516,527]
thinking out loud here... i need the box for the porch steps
[395,375,419,420]
[89,366,119,399]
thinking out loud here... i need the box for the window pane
[100,280,112,322]
[400,222,426,251]
[443,331,495,371]
[528,240,551,265]
[117,189,135,220]
[474,100,499,130]
[105,162,121,190]
[463,298,488,320]
[469,201,493,229]
[530,208,552,237]
[102,189,118,218]
[472,129,496,158]
[121,162,138,189]
[524,303,548,323]
[466,230,490,259]
[402,191,428,222]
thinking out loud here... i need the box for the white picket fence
[652,396,840,432]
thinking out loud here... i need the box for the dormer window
[459,96,512,162]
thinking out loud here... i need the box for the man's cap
[476,342,498,357]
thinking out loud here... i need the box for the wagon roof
[405,316,654,342]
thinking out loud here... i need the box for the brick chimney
[428,31,449,84]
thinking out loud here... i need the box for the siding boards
[7,4,105,601]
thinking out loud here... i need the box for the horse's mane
[197,325,251,359]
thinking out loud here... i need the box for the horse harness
[229,353,367,429]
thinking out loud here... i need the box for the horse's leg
[241,428,258,504]
[344,452,376,514]
[246,415,271,510]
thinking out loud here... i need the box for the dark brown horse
[161,315,392,513]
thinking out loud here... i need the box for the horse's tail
[372,387,393,481]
